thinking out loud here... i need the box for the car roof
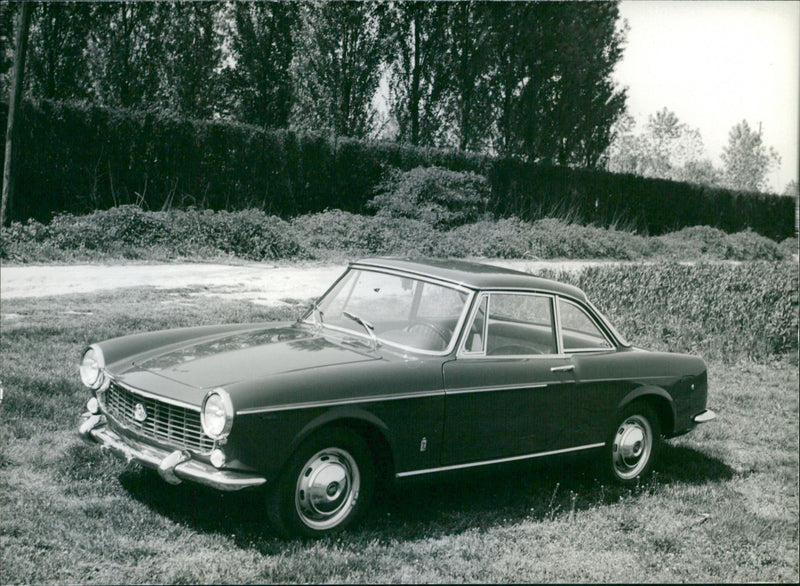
[352,257,588,302]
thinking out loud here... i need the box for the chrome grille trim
[100,381,214,454]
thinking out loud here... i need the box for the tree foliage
[25,1,92,101]
[605,108,721,186]
[225,2,296,127]
[388,1,450,146]
[157,2,220,119]
[0,2,19,97]
[508,1,627,166]
[87,3,169,108]
[291,1,394,138]
[14,0,629,167]
[721,120,781,192]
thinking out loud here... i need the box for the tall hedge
[2,99,795,240]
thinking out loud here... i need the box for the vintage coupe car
[79,257,715,536]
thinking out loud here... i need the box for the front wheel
[267,428,374,537]
[606,402,661,484]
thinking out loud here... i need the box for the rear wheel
[606,402,661,484]
[267,428,374,537]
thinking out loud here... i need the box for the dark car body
[79,258,715,536]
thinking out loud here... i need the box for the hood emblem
[133,403,148,423]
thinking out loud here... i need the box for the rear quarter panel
[571,348,707,438]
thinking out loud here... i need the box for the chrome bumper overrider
[78,413,266,491]
[693,409,717,424]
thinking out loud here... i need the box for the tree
[438,1,495,151]
[291,1,393,138]
[225,2,296,127]
[387,1,450,146]
[157,1,221,119]
[87,3,168,109]
[605,108,721,185]
[0,2,14,97]
[25,1,92,101]
[721,120,781,192]
[2,0,32,227]
[486,1,530,156]
[491,1,627,166]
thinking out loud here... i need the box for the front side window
[309,268,469,353]
[559,300,612,351]
[464,293,557,356]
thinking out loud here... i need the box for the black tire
[605,401,661,484]
[267,427,375,538]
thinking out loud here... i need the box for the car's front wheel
[606,401,661,484]
[267,428,374,537]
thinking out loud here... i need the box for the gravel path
[1,260,611,306]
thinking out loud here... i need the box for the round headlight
[80,347,105,390]
[201,389,234,440]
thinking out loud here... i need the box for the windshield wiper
[342,311,379,350]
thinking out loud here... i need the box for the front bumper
[78,413,266,491]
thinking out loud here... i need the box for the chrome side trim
[237,389,445,415]
[396,442,606,478]
[238,381,561,414]
[445,382,548,395]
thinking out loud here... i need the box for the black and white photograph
[1,0,797,582]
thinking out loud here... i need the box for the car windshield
[304,267,470,353]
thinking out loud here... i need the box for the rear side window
[559,300,612,351]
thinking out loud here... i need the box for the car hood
[120,324,378,390]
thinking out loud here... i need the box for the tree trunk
[409,11,421,145]
[1,1,32,226]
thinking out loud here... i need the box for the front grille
[101,381,214,453]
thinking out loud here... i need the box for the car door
[553,297,621,447]
[441,292,578,466]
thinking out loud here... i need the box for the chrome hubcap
[295,448,360,530]
[612,415,652,480]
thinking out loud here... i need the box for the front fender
[290,405,397,469]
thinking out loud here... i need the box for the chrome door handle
[550,364,575,373]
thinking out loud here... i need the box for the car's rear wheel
[606,402,661,484]
[267,428,374,537]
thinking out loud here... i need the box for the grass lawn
[1,286,797,584]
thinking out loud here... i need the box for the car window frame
[555,297,615,354]
[302,266,475,357]
[457,289,623,359]
[458,291,561,359]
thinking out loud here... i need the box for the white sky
[614,0,799,192]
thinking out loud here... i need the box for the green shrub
[724,230,783,260]
[0,206,302,262]
[544,262,798,362]
[291,210,437,259]
[527,218,651,260]
[656,226,787,260]
[656,226,730,258]
[434,218,535,258]
[0,206,793,264]
[778,237,798,260]
[368,166,491,229]
[4,100,795,240]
